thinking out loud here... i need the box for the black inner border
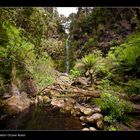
[0,0,139,7]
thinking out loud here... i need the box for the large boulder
[3,92,30,115]
[86,113,103,123]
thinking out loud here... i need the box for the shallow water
[0,105,83,130]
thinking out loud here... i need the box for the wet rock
[3,93,30,115]
[60,98,76,113]
[83,108,94,116]
[82,128,89,131]
[96,120,104,129]
[86,113,103,123]
[82,108,94,116]
[89,127,97,131]
[51,98,65,108]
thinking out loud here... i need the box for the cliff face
[69,8,138,59]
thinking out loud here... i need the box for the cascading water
[66,34,70,74]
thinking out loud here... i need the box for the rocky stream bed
[0,73,140,131]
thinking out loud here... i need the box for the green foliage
[95,93,132,122]
[104,115,115,124]
[1,21,34,58]
[81,51,102,70]
[107,125,118,131]
[70,50,107,82]
[70,59,85,79]
[97,79,114,92]
[81,51,107,82]
[97,23,105,32]
[70,67,83,80]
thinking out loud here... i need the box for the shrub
[70,61,84,80]
[70,68,83,80]
[97,79,115,92]
[124,79,140,94]
[28,53,56,90]
[95,93,132,123]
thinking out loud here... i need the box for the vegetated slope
[0,7,66,98]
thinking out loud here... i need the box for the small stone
[82,128,89,131]
[96,120,104,129]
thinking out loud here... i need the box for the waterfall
[66,34,70,74]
